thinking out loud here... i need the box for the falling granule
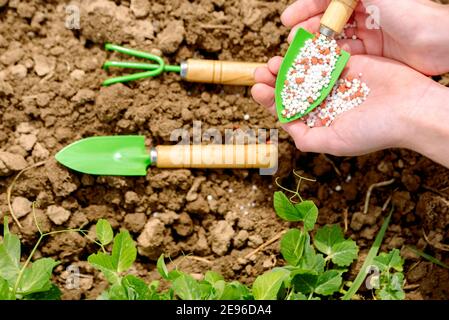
[336,21,358,40]
[281,33,341,118]
[303,74,370,127]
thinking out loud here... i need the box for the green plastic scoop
[55,136,278,176]
[55,136,152,176]
[275,28,350,124]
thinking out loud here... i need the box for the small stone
[150,48,163,56]
[16,122,34,134]
[130,0,150,18]
[71,89,95,103]
[12,197,32,218]
[9,64,27,80]
[0,151,27,176]
[32,143,50,160]
[248,234,263,248]
[33,54,55,76]
[18,134,37,151]
[137,218,165,260]
[210,220,235,256]
[181,107,193,121]
[17,2,35,18]
[243,114,250,121]
[0,48,24,66]
[335,185,342,192]
[46,205,71,225]
[185,196,210,215]
[124,213,147,233]
[125,191,140,205]
[0,0,9,8]
[233,230,249,248]
[70,69,85,81]
[173,212,193,237]
[157,21,185,54]
[36,93,50,107]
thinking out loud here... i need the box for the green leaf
[291,270,318,294]
[314,225,358,267]
[295,201,318,231]
[0,277,14,300]
[252,269,289,300]
[172,273,202,300]
[157,254,169,279]
[121,275,151,300]
[204,271,223,285]
[156,255,182,281]
[298,240,325,273]
[198,281,214,299]
[292,270,342,296]
[314,270,342,296]
[0,219,21,285]
[330,240,359,267]
[314,225,344,255]
[373,249,403,272]
[377,273,405,300]
[280,229,306,266]
[406,246,449,270]
[96,219,114,246]
[107,283,128,300]
[273,192,302,222]
[287,292,307,300]
[88,252,120,284]
[23,284,61,300]
[111,231,136,273]
[18,258,59,295]
[213,281,249,300]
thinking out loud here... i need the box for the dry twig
[244,230,287,260]
[423,230,449,252]
[7,161,48,229]
[363,178,395,214]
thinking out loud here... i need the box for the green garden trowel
[55,136,278,176]
[275,0,358,123]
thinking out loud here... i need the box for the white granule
[336,21,358,40]
[281,34,341,119]
[303,75,370,127]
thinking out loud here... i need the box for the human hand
[252,55,449,168]
[281,0,449,75]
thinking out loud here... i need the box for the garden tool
[55,136,278,176]
[102,43,265,87]
[275,0,358,123]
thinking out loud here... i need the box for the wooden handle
[155,144,277,169]
[183,59,266,86]
[320,0,359,34]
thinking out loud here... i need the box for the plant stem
[12,234,44,296]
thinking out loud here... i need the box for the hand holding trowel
[102,44,265,87]
[55,136,278,176]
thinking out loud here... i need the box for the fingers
[283,121,343,155]
[251,83,276,115]
[337,39,366,55]
[281,0,329,27]
[267,56,283,75]
[254,67,276,87]
[287,15,322,43]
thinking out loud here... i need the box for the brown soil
[1,0,449,300]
